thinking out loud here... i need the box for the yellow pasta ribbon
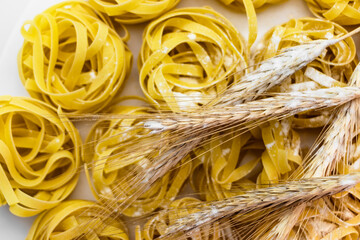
[89,0,180,24]
[27,200,128,240]
[85,104,191,217]
[258,119,302,185]
[18,0,132,113]
[0,96,81,217]
[139,7,248,112]
[218,0,285,9]
[305,0,360,25]
[135,198,224,240]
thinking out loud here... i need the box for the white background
[0,0,351,239]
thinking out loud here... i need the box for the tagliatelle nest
[84,104,192,217]
[89,0,181,24]
[27,200,129,240]
[138,7,248,112]
[254,17,357,128]
[18,1,132,113]
[0,96,81,217]
[305,0,360,25]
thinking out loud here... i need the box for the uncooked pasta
[27,200,128,240]
[139,7,248,112]
[84,104,191,217]
[18,0,132,113]
[0,96,81,217]
[305,0,360,25]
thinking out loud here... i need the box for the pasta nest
[253,17,357,128]
[27,200,128,240]
[136,197,227,240]
[139,7,248,112]
[305,0,360,25]
[89,0,181,24]
[84,105,191,217]
[18,1,132,113]
[0,96,81,217]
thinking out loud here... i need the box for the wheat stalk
[158,173,360,239]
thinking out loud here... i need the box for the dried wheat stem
[161,173,360,239]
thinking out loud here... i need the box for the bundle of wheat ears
[55,25,360,239]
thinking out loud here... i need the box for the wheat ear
[160,173,360,239]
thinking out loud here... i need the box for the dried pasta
[27,200,128,240]
[253,18,357,128]
[139,7,248,112]
[89,0,180,24]
[305,0,360,25]
[84,104,191,217]
[18,0,132,113]
[0,96,81,217]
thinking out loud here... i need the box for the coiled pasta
[305,0,360,25]
[254,18,357,129]
[18,1,132,113]
[84,105,191,217]
[0,96,81,217]
[89,0,180,24]
[27,200,128,240]
[139,7,248,112]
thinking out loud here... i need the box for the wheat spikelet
[157,173,360,239]
[212,39,337,106]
